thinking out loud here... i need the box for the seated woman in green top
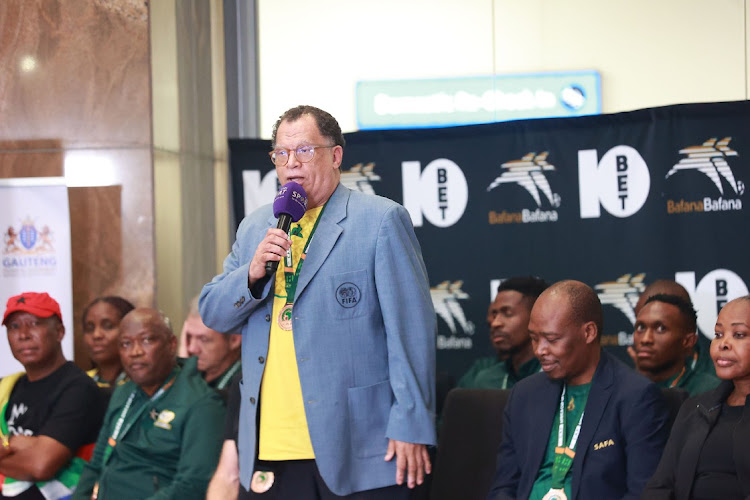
[82,296,134,388]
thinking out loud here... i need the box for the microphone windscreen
[272,182,308,222]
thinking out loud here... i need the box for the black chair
[429,388,509,500]
[409,371,456,500]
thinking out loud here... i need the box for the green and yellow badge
[154,410,175,430]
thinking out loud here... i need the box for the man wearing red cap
[0,292,107,500]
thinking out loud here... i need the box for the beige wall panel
[256,0,749,135]
[154,148,184,331]
[493,0,747,113]
[258,0,496,136]
[151,0,180,153]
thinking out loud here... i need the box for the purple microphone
[265,181,308,275]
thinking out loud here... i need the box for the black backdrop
[229,100,750,381]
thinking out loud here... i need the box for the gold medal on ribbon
[542,488,567,500]
[278,303,293,330]
[250,470,275,493]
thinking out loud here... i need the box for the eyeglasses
[269,145,334,167]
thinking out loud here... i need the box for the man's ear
[55,321,65,342]
[178,321,190,358]
[332,145,343,169]
[168,334,178,355]
[683,331,698,349]
[47,316,65,342]
[583,321,598,345]
[229,333,242,351]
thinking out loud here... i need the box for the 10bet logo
[578,145,650,219]
[402,159,468,228]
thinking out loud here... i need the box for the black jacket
[642,380,750,499]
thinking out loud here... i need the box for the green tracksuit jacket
[74,358,225,499]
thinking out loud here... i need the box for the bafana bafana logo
[3,218,55,255]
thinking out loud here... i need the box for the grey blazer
[199,183,437,495]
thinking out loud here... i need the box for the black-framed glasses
[269,145,334,166]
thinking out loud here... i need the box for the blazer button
[258,356,265,364]
[249,397,256,404]
[265,314,271,322]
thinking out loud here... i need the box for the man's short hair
[496,276,549,303]
[122,308,174,338]
[271,105,346,149]
[555,280,604,337]
[643,293,697,333]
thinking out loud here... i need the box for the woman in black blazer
[642,295,750,499]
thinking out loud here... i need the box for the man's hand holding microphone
[248,182,308,288]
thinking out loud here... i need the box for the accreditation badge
[278,303,293,331]
[542,488,567,500]
[250,471,274,493]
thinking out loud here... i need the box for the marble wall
[3,0,231,367]
[0,0,154,368]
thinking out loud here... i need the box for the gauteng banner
[0,178,73,378]
[228,100,750,380]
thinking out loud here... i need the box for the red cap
[3,292,62,325]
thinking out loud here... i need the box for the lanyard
[283,203,326,305]
[551,385,585,489]
[668,366,687,388]
[216,361,241,390]
[102,374,177,464]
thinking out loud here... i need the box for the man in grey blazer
[199,105,436,499]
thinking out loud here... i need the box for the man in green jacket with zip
[74,308,225,499]
[457,276,548,390]
[632,293,719,396]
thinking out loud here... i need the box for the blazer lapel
[294,184,347,301]
[571,352,612,499]
[525,378,564,494]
